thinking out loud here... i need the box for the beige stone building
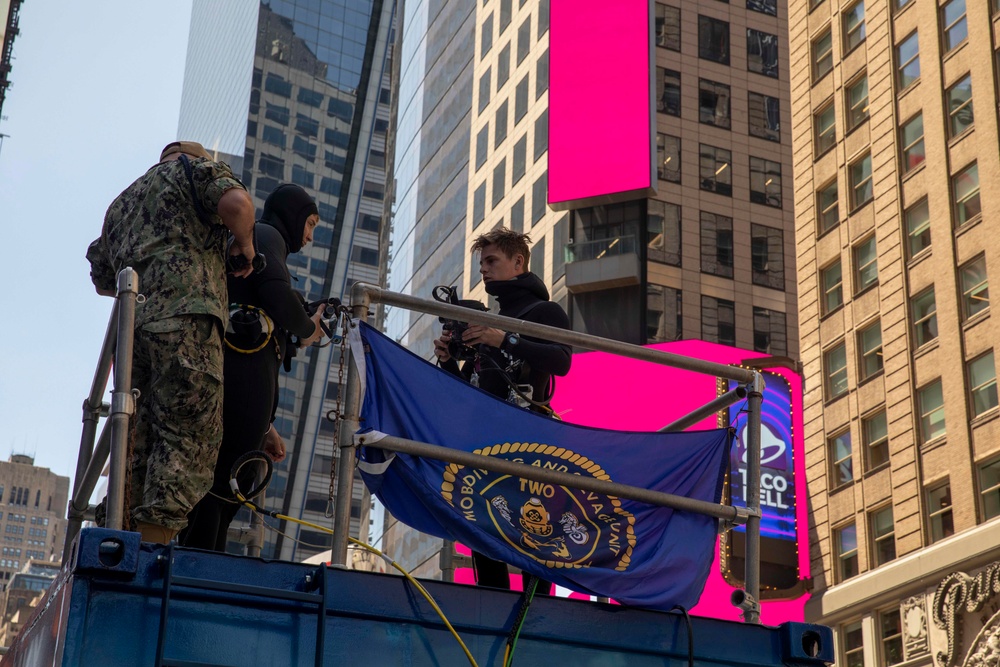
[789,0,1000,664]
[467,0,798,356]
[0,455,68,589]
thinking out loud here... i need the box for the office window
[819,181,839,233]
[942,0,968,53]
[815,103,836,155]
[750,158,782,208]
[699,79,731,128]
[897,0,913,9]
[699,16,730,64]
[499,0,512,32]
[859,320,883,380]
[927,483,954,543]
[657,134,681,183]
[495,100,508,147]
[648,200,682,266]
[701,296,736,346]
[871,506,896,565]
[880,609,904,665]
[473,182,486,226]
[842,621,865,667]
[947,75,974,138]
[657,68,682,116]
[512,135,526,184]
[953,163,981,225]
[258,154,285,179]
[700,212,734,278]
[826,342,849,399]
[847,74,869,129]
[656,4,681,51]
[864,410,889,469]
[532,172,547,222]
[822,261,844,314]
[265,102,290,126]
[510,196,525,233]
[830,431,854,488]
[261,125,286,149]
[492,158,506,208]
[897,32,920,89]
[905,199,931,257]
[747,29,779,78]
[843,1,866,51]
[753,307,787,356]
[850,153,873,208]
[264,73,292,98]
[647,285,683,343]
[481,12,494,58]
[515,74,529,122]
[478,68,491,113]
[969,351,998,417]
[517,16,531,64]
[699,145,732,196]
[497,43,511,90]
[534,111,548,160]
[835,523,858,581]
[854,236,878,292]
[751,224,784,289]
[538,0,549,36]
[476,124,489,171]
[960,255,989,319]
[912,287,938,347]
[748,92,780,142]
[918,379,946,443]
[813,29,833,81]
[290,165,313,189]
[980,457,1000,520]
[748,0,777,16]
[900,114,925,173]
[536,49,549,100]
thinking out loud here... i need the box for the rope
[503,576,539,667]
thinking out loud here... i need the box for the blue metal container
[3,529,833,666]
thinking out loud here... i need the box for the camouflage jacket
[86,157,245,328]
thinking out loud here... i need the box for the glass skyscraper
[178,0,395,560]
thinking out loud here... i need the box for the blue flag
[355,322,732,611]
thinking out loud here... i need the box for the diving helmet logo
[520,498,553,537]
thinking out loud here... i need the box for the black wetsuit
[441,271,572,590]
[180,223,314,551]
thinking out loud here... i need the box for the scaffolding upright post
[105,268,139,532]
[742,371,766,624]
[330,286,371,565]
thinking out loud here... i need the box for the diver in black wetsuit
[180,184,325,551]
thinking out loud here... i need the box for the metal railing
[332,282,767,623]
[66,275,767,623]
[564,235,637,263]
[64,268,140,562]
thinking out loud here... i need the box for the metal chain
[325,309,350,518]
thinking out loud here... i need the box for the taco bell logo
[736,423,791,510]
[441,442,636,570]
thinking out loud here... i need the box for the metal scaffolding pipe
[63,421,112,562]
[659,386,748,433]
[330,286,372,564]
[742,373,766,624]
[351,284,757,383]
[358,433,745,523]
[105,269,139,531]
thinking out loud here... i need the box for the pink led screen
[547,0,655,209]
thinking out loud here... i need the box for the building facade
[178,0,396,561]
[0,455,68,588]
[379,0,800,577]
[789,0,1000,665]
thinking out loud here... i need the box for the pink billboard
[454,340,809,624]
[547,0,656,210]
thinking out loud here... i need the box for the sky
[0,1,194,488]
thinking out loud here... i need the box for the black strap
[509,300,545,321]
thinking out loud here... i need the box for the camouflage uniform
[87,157,244,531]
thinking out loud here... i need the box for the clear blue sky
[0,1,193,486]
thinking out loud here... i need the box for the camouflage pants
[129,315,223,531]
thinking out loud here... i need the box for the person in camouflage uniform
[86,141,257,544]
